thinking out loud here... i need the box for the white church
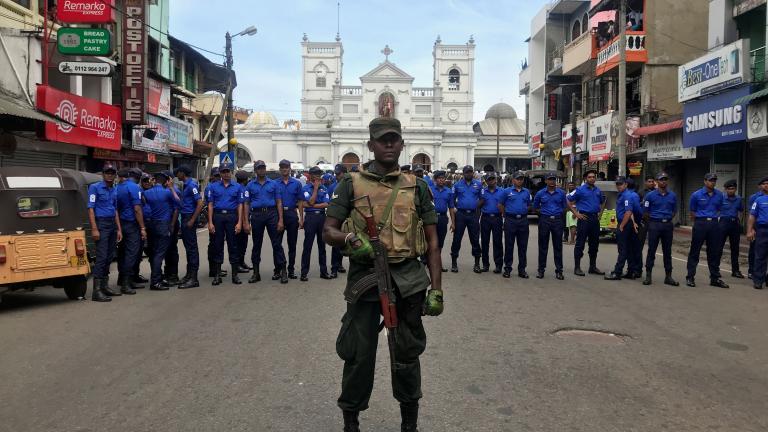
[229,35,528,172]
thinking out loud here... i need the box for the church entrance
[446,162,458,172]
[342,152,360,169]
[412,153,431,172]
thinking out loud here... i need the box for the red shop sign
[57,0,115,24]
[36,85,122,151]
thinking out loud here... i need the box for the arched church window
[315,64,328,88]
[448,69,460,91]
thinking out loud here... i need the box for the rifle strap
[377,176,401,232]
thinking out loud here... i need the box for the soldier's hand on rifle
[423,289,444,316]
[344,233,373,260]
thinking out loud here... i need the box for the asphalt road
[1,226,767,432]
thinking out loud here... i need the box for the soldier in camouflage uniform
[323,117,444,432]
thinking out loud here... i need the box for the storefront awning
[733,87,768,106]
[633,119,683,136]
[0,92,71,127]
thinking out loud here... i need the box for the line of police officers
[87,161,768,302]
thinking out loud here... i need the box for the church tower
[301,34,344,129]
[433,35,475,131]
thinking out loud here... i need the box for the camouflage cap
[369,117,402,139]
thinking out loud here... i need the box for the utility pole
[570,92,578,182]
[225,31,235,152]
[617,0,627,177]
[496,116,501,174]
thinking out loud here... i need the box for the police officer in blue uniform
[748,186,768,279]
[132,172,154,284]
[87,163,123,302]
[400,164,412,175]
[567,170,606,276]
[163,170,182,286]
[300,166,332,281]
[143,171,180,290]
[450,165,483,273]
[500,171,531,279]
[115,168,146,295]
[174,165,204,289]
[204,168,228,279]
[234,170,252,274]
[431,170,453,272]
[533,173,567,280]
[686,173,729,288]
[642,172,679,286]
[719,179,745,279]
[276,159,303,279]
[413,164,433,188]
[244,159,287,284]
[207,163,245,285]
[605,177,642,280]
[747,177,768,290]
[329,164,347,278]
[478,172,506,274]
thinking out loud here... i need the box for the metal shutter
[681,146,712,223]
[1,150,75,168]
[746,143,768,191]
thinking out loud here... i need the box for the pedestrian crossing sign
[219,151,235,166]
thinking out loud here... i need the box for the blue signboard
[682,86,750,148]
[219,151,235,167]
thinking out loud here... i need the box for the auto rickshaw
[594,180,619,240]
[0,167,101,301]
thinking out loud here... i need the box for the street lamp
[225,25,257,153]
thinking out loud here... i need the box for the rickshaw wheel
[64,276,88,300]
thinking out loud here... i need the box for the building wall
[0,0,43,30]
[149,0,171,80]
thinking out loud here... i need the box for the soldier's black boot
[400,402,419,432]
[473,257,482,273]
[664,272,679,286]
[574,259,585,276]
[179,273,200,289]
[119,276,136,295]
[212,264,223,286]
[100,277,121,296]
[642,270,652,285]
[91,278,111,302]
[248,269,261,283]
[231,266,242,285]
[451,257,458,273]
[342,410,360,432]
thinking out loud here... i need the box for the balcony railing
[412,88,434,97]
[340,86,362,96]
[751,46,766,83]
[595,31,647,75]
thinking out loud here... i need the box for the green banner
[57,28,111,56]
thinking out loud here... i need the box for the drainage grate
[550,328,630,344]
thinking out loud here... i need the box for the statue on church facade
[379,92,394,118]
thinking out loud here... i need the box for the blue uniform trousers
[93,217,117,279]
[236,229,248,267]
[574,213,600,265]
[450,210,481,259]
[212,212,239,266]
[117,219,141,280]
[134,220,150,278]
[538,215,563,273]
[480,213,503,269]
[686,219,722,280]
[753,225,768,286]
[503,216,529,273]
[613,226,640,275]
[301,212,327,276]
[250,208,286,271]
[180,214,200,274]
[645,220,674,273]
[164,218,179,278]
[435,212,449,250]
[331,247,344,272]
[280,209,300,272]
[719,217,741,272]
[148,220,171,285]
[749,240,755,276]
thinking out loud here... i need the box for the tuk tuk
[522,170,566,217]
[595,180,619,239]
[0,167,101,300]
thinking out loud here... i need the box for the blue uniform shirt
[207,180,244,211]
[115,179,142,221]
[88,181,117,218]
[617,190,642,221]
[431,185,454,213]
[689,187,724,218]
[501,187,531,215]
[277,177,303,209]
[751,194,768,225]
[567,183,606,213]
[301,183,330,212]
[143,185,179,221]
[180,178,202,215]
[534,188,568,216]
[480,186,506,214]
[327,180,339,197]
[422,176,434,188]
[245,178,281,208]
[453,179,483,210]
[720,195,743,218]
[643,189,677,220]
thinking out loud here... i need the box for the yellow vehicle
[0,167,100,301]
[595,181,619,240]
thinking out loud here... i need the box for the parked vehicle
[0,168,100,301]
[594,180,619,240]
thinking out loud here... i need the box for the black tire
[64,276,88,300]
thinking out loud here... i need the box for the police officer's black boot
[248,269,261,283]
[91,278,111,302]
[642,270,652,285]
[574,259,585,276]
[450,257,458,273]
[119,276,136,295]
[232,266,242,284]
[280,267,288,284]
[271,269,281,280]
[212,264,223,286]
[664,272,679,286]
[473,257,482,273]
[208,260,216,278]
[100,277,121,296]
[400,402,419,432]
[588,259,604,275]
[179,272,200,289]
[342,410,360,432]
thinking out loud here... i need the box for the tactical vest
[344,171,427,263]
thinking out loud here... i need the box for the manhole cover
[551,328,629,345]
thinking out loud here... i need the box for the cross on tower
[381,44,393,61]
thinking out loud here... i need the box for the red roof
[633,119,683,136]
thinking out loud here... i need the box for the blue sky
[169,0,549,123]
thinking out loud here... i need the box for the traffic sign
[219,151,236,167]
[58,61,113,76]
[57,28,111,56]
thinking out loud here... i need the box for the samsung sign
[678,39,749,103]
[682,86,749,148]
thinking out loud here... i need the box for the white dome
[485,103,518,120]
[236,111,280,131]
